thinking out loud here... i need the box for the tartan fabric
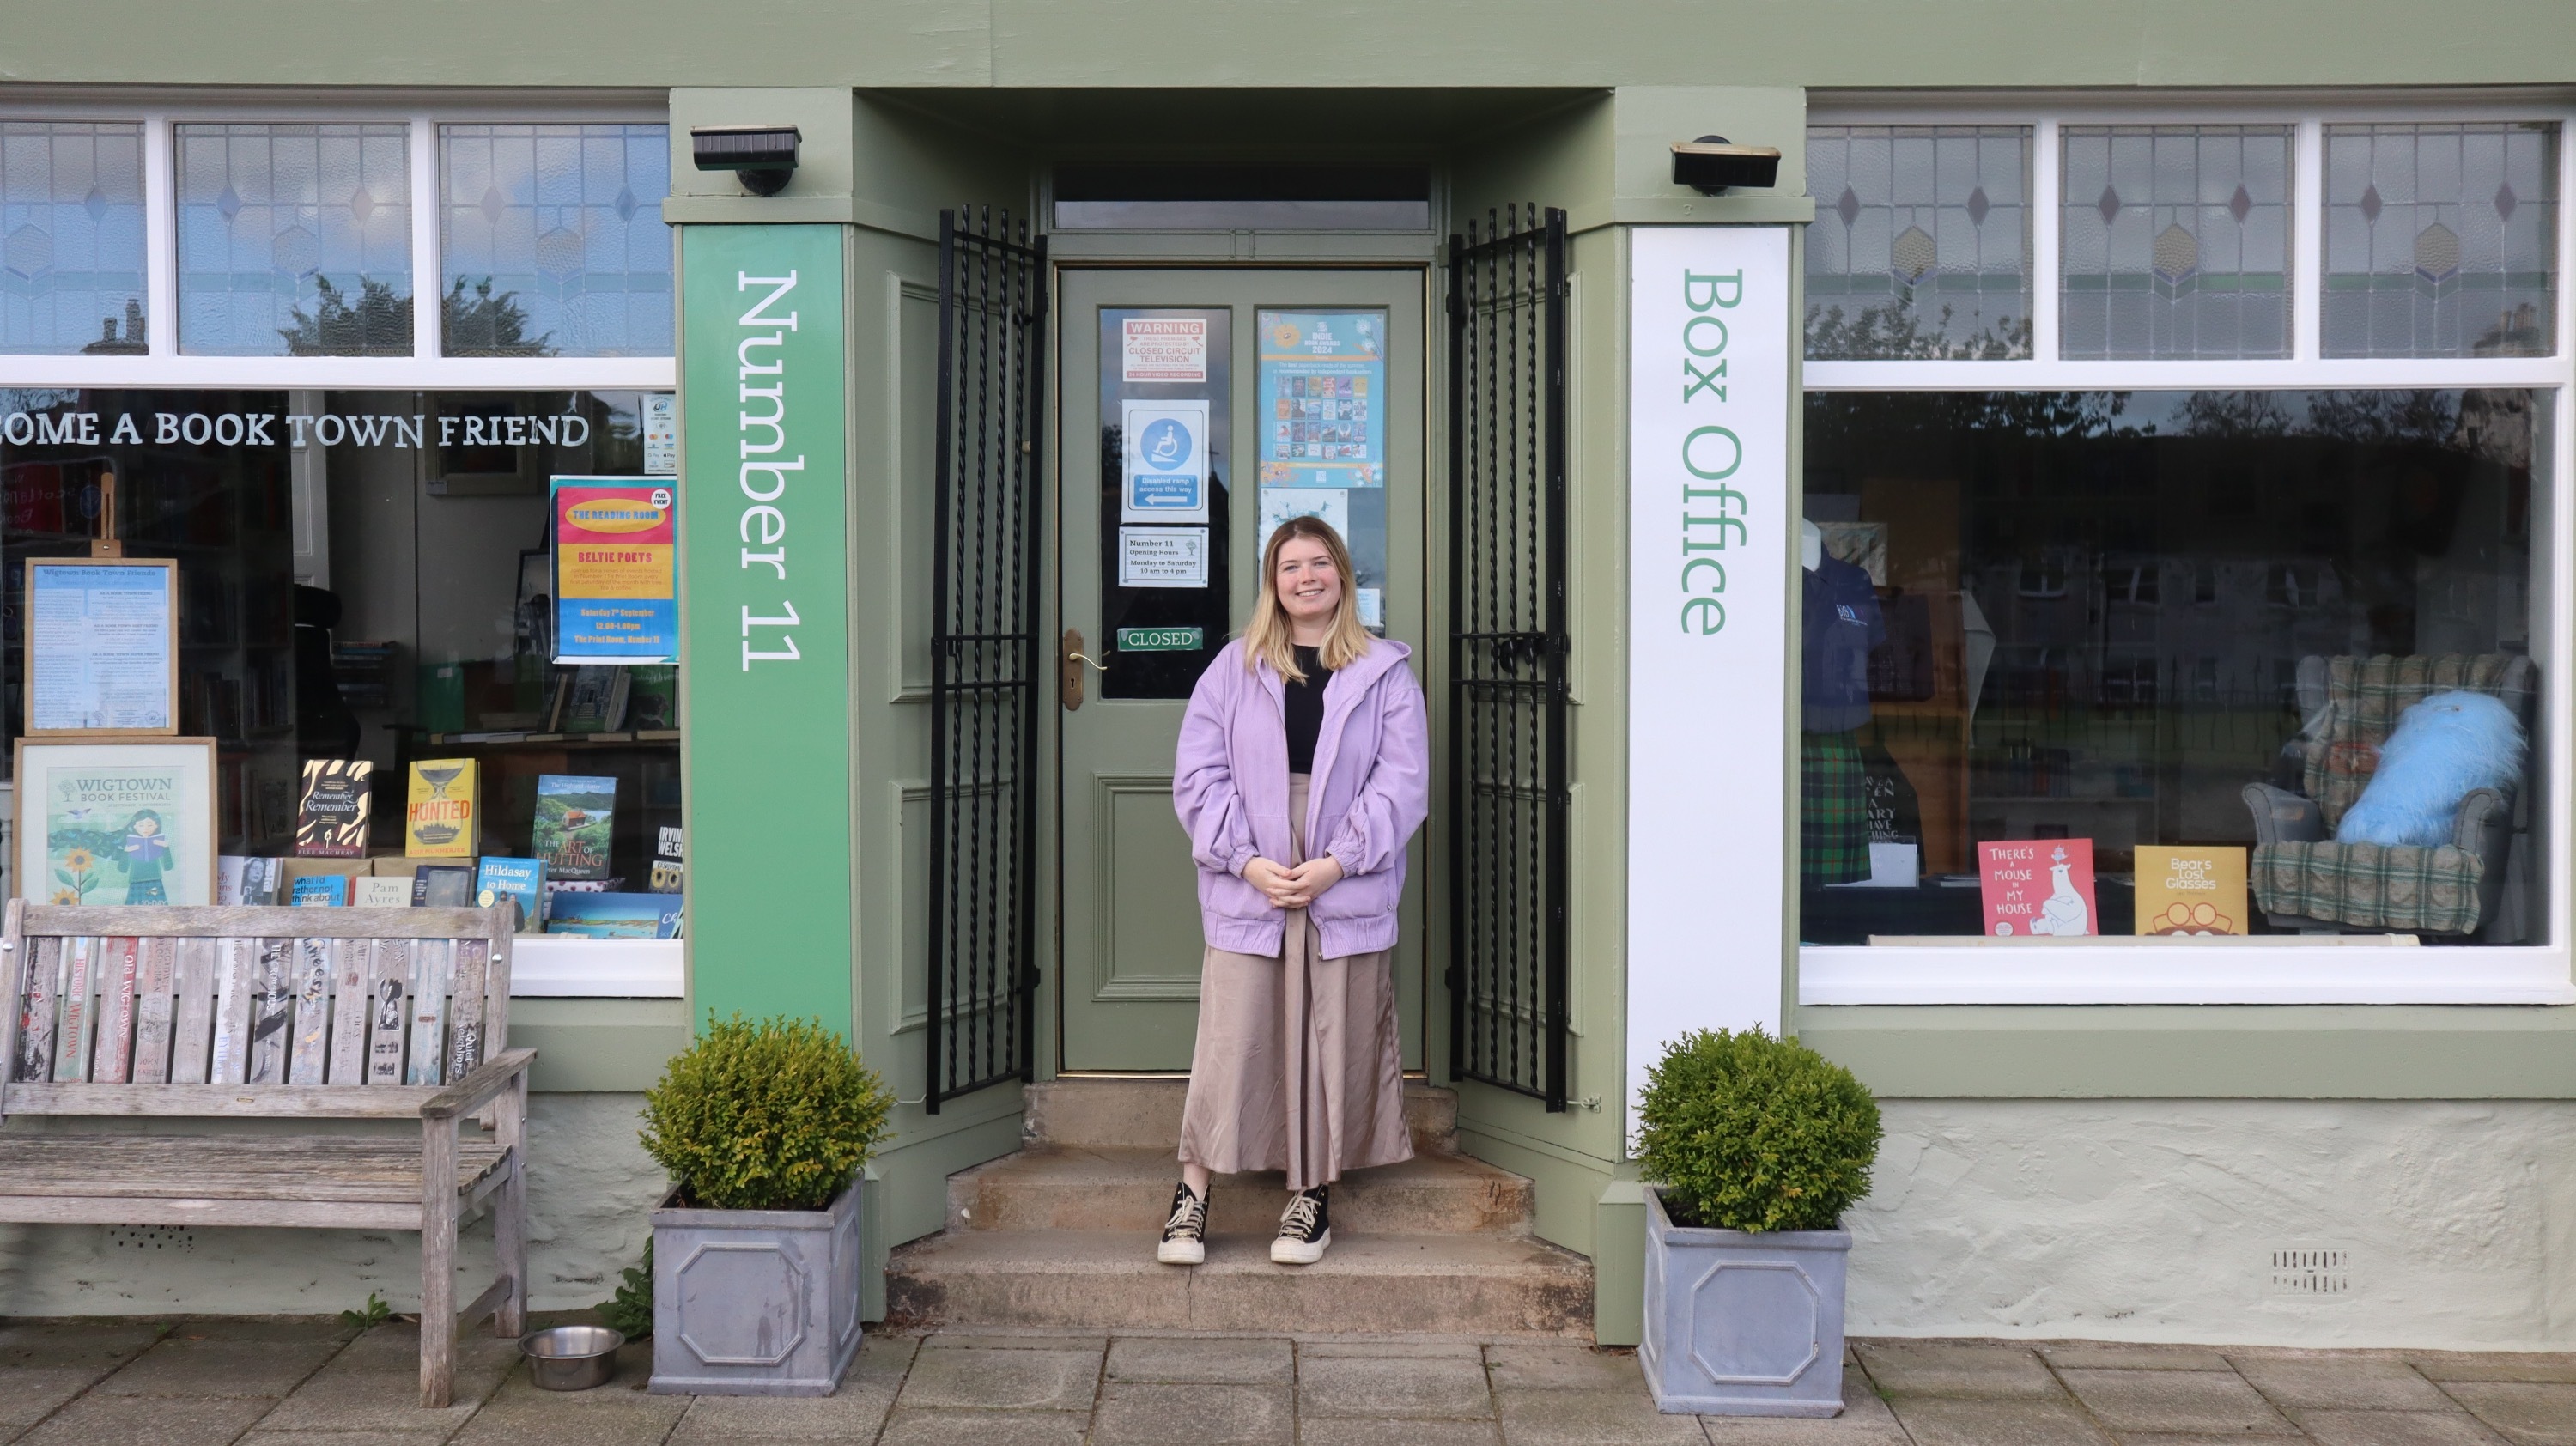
[2304,653,2523,830]
[2251,839,2487,935]
[1801,731,1869,886]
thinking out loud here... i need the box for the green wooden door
[1056,267,1428,1072]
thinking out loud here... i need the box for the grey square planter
[1638,1187,1850,1417]
[647,1171,865,1396]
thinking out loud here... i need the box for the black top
[1285,645,1328,774]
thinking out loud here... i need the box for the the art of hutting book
[2133,845,2249,935]
[531,774,617,881]
[406,759,480,858]
[294,760,373,858]
[1978,838,2097,938]
[474,857,547,932]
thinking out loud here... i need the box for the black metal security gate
[927,207,1048,1112]
[1446,204,1570,1111]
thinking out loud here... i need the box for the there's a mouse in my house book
[1978,838,2096,938]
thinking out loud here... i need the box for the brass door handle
[1060,629,1109,710]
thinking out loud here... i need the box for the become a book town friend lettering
[737,270,805,671]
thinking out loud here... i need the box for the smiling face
[1272,533,1343,631]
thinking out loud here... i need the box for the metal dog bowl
[519,1325,623,1390]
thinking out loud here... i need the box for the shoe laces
[1279,1187,1327,1238]
[1164,1184,1206,1237]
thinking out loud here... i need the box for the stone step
[1024,1078,1458,1154]
[948,1146,1534,1236]
[884,1228,1593,1336]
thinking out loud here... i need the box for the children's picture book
[411,864,475,908]
[2133,845,2250,936]
[289,873,349,908]
[543,891,683,939]
[550,665,631,735]
[474,856,546,932]
[218,855,286,905]
[531,774,617,880]
[350,876,414,908]
[294,759,373,858]
[1978,838,2097,938]
[405,758,479,858]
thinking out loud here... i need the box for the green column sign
[680,224,852,1032]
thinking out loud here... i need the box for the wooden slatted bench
[0,902,533,1407]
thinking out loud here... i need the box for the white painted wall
[1849,1098,2576,1349]
[0,1094,665,1315]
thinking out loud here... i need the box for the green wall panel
[680,223,854,1034]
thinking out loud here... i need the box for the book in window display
[549,665,630,734]
[531,774,617,881]
[2133,846,2249,936]
[294,759,373,858]
[1978,838,2097,938]
[405,759,480,858]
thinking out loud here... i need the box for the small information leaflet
[26,558,178,734]
[551,477,677,663]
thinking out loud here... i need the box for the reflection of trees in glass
[2174,392,2298,438]
[1805,388,2136,453]
[442,276,556,357]
[278,276,556,357]
[2303,389,2458,447]
[1806,300,2032,362]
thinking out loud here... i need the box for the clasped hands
[1242,854,1344,910]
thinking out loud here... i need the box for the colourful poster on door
[1256,310,1387,492]
[551,477,677,663]
[1978,838,2097,938]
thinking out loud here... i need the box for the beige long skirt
[1178,773,1413,1192]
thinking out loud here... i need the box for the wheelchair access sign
[1121,399,1210,523]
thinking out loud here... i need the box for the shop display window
[0,123,145,356]
[2324,123,2559,359]
[1799,387,2546,947]
[438,124,672,359]
[2061,125,2293,361]
[1806,125,2034,360]
[176,124,415,357]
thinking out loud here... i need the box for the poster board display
[13,737,218,906]
[551,477,677,664]
[23,557,179,735]
[1255,309,1388,630]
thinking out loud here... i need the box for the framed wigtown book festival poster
[13,738,217,906]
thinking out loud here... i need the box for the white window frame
[0,93,683,997]
[1801,94,2576,1006]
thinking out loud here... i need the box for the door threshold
[1048,1070,1433,1080]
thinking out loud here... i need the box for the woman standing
[1162,516,1429,1267]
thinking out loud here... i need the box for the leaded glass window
[439,124,672,358]
[0,123,145,355]
[1807,125,2032,360]
[2324,122,2559,357]
[177,123,413,356]
[2061,126,2293,360]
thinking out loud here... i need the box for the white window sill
[1798,941,2576,1006]
[509,935,684,998]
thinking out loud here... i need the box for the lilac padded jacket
[1173,636,1431,959]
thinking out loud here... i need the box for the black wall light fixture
[1671,135,1782,196]
[691,125,801,197]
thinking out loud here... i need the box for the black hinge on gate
[927,206,1048,1115]
[1445,204,1571,1113]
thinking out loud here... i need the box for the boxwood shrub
[1636,1027,1881,1233]
[641,1014,892,1212]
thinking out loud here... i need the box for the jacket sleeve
[1174,659,1261,878]
[1323,661,1431,878]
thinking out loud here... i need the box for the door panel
[1059,268,1425,1072]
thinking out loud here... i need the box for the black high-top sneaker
[1157,1181,1209,1266]
[1271,1183,1332,1265]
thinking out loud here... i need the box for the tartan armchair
[2242,653,2537,939]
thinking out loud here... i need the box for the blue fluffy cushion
[2335,690,2526,848]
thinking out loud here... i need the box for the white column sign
[1625,226,1792,1136]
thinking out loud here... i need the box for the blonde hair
[1243,515,1370,683]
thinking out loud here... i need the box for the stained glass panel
[0,123,146,355]
[177,123,413,357]
[440,124,672,358]
[1807,125,2032,360]
[2060,126,2292,360]
[2324,122,2558,357]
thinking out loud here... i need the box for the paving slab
[878,1408,1089,1445]
[0,1321,167,1370]
[1298,1420,1504,1446]
[1887,1396,2115,1446]
[1496,1385,1710,1445]
[2038,1342,2235,1372]
[917,1332,1110,1352]
[2414,1358,2576,1387]
[1485,1342,1644,1393]
[256,1366,503,1434]
[94,1334,346,1399]
[2055,1367,2299,1435]
[1091,1381,1292,1445]
[664,1332,914,1443]
[446,1393,689,1446]
[1854,1340,2063,1399]
[897,1341,1102,1412]
[2233,1356,2457,1413]
[1699,1369,1913,1445]
[1298,1352,1493,1418]
[2291,1408,2516,1446]
[1103,1335,1293,1384]
[15,1390,275,1446]
[2439,1382,2576,1446]
[239,1434,467,1446]
[326,1323,522,1378]
[0,1366,125,1429]
[1300,1336,1487,1358]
